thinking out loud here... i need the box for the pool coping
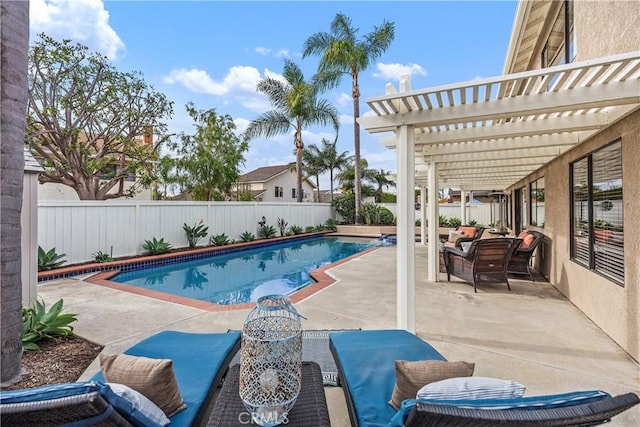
[47,233,383,312]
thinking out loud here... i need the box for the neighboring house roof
[239,164,316,188]
[24,147,44,173]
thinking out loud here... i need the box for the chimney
[143,126,153,146]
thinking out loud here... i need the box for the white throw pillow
[417,376,526,401]
[107,383,171,426]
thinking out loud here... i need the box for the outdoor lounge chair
[0,330,241,427]
[508,230,545,281]
[444,237,521,292]
[443,225,485,249]
[330,329,640,427]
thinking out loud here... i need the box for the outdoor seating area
[444,238,523,292]
[508,230,545,282]
[3,328,637,427]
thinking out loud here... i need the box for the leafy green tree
[25,34,173,200]
[1,0,29,382]
[320,138,351,202]
[244,59,339,202]
[170,103,249,201]
[302,144,326,202]
[370,168,395,203]
[304,14,395,222]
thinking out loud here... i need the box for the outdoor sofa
[0,330,241,427]
[330,329,639,427]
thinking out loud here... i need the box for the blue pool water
[111,236,382,305]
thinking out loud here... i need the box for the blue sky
[30,0,518,190]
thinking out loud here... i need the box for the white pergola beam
[360,79,639,132]
[420,133,582,156]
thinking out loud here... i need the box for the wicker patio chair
[508,230,545,281]
[444,238,521,292]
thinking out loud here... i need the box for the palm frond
[244,111,292,139]
[256,77,291,111]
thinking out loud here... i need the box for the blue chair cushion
[330,329,446,427]
[91,331,241,427]
[0,381,168,426]
[388,390,612,427]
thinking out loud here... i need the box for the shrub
[332,193,356,224]
[468,219,478,226]
[448,217,462,228]
[22,299,77,351]
[305,226,316,233]
[38,246,66,271]
[142,237,172,255]
[325,218,339,231]
[210,233,231,246]
[439,215,449,227]
[289,225,304,235]
[380,192,397,203]
[239,231,256,242]
[92,251,113,263]
[183,220,209,248]
[258,225,277,239]
[277,217,288,237]
[314,224,326,232]
[361,203,380,225]
[378,207,395,225]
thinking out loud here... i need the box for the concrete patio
[37,244,639,426]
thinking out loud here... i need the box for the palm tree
[370,168,396,202]
[304,13,395,222]
[320,138,351,201]
[302,144,325,202]
[1,0,29,382]
[245,59,339,202]
[338,158,376,197]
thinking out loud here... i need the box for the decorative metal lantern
[239,295,305,427]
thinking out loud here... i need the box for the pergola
[357,51,640,332]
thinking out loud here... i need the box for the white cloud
[336,92,351,107]
[255,46,271,55]
[234,118,251,135]
[163,65,262,95]
[339,114,354,125]
[373,62,427,81]
[362,148,397,172]
[30,0,125,60]
[275,49,290,58]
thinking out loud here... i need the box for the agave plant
[37,246,66,271]
[210,233,231,246]
[258,225,277,239]
[22,299,77,351]
[92,251,113,263]
[239,231,256,242]
[289,225,304,235]
[142,237,172,255]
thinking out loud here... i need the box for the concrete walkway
[38,244,639,426]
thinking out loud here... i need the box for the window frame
[569,139,624,285]
[529,177,545,228]
[274,186,283,198]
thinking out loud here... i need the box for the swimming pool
[111,236,382,305]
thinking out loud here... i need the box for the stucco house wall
[256,170,315,202]
[506,0,639,360]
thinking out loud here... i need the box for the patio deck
[37,244,639,426]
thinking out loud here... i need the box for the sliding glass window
[570,140,624,284]
[530,178,545,227]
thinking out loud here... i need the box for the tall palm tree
[304,13,395,222]
[1,0,29,382]
[337,158,375,197]
[302,144,325,202]
[370,168,396,202]
[320,138,351,202]
[245,59,339,202]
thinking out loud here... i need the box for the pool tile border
[38,232,332,282]
[83,241,381,312]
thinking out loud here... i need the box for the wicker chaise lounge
[330,329,639,427]
[1,331,242,427]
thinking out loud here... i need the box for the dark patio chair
[444,238,521,292]
[443,225,485,249]
[508,230,545,281]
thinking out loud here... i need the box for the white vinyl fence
[380,203,494,226]
[38,201,334,264]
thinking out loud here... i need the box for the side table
[207,361,331,426]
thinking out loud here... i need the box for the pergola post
[427,161,439,282]
[460,190,467,225]
[420,185,427,245]
[396,75,415,333]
